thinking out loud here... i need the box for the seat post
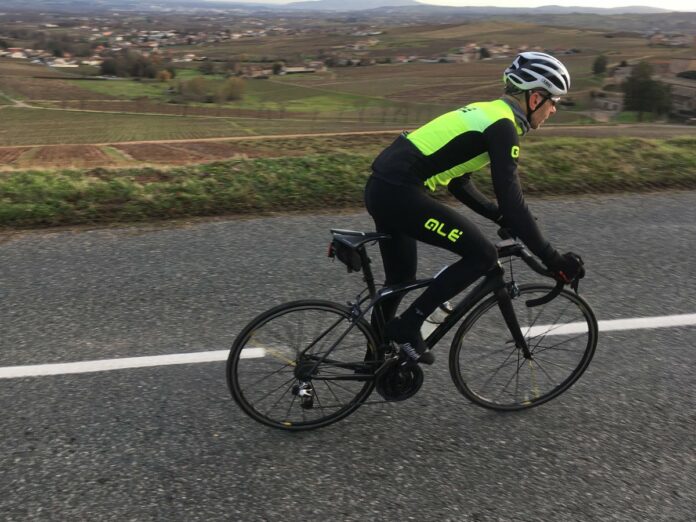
[358,248,378,298]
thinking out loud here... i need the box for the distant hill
[275,2,694,33]
[285,0,420,9]
[0,0,683,18]
[521,5,669,14]
[282,1,671,13]
[518,11,696,32]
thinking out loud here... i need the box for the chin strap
[525,91,533,123]
[525,90,548,124]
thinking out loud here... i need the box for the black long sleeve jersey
[370,96,555,263]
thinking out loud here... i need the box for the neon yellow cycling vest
[404,99,525,190]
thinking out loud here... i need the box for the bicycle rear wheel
[449,284,598,411]
[227,300,380,430]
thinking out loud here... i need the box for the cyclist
[364,51,584,365]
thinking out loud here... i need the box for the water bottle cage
[424,302,453,324]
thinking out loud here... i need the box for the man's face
[528,91,559,129]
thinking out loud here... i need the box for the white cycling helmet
[504,52,570,96]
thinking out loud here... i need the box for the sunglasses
[540,93,561,107]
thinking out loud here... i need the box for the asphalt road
[1,191,694,521]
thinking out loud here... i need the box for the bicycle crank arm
[373,355,399,378]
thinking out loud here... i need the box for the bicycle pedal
[397,350,420,366]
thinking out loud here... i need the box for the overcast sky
[226,0,695,10]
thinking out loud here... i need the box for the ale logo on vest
[424,218,463,243]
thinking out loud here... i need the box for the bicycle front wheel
[227,300,380,431]
[449,284,598,411]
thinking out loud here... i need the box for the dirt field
[34,145,114,166]
[389,82,501,105]
[0,147,31,165]
[51,99,314,119]
[0,125,694,170]
[109,136,371,165]
[0,77,118,102]
[0,59,71,78]
[112,143,211,164]
[172,141,258,160]
[531,124,696,140]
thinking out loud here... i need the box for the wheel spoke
[527,357,561,388]
[322,380,343,406]
[531,331,588,354]
[245,362,295,388]
[262,377,298,417]
[284,392,298,420]
[228,301,379,430]
[496,355,526,400]
[473,344,518,394]
[522,301,547,339]
[531,354,578,373]
[251,374,296,409]
[452,285,597,410]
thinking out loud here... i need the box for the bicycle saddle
[330,229,391,249]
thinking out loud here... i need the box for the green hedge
[1,136,696,228]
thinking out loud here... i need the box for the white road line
[0,348,265,379]
[2,314,696,379]
[526,313,696,337]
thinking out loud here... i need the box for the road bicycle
[227,228,598,431]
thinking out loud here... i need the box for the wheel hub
[294,358,318,380]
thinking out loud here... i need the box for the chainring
[375,363,424,401]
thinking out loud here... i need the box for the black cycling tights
[364,176,498,327]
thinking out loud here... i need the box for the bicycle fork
[494,284,532,359]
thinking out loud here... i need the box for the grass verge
[1,136,695,229]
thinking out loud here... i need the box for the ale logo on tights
[424,218,463,243]
[511,145,520,159]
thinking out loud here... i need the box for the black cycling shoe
[384,317,435,365]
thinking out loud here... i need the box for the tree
[182,76,209,102]
[100,57,126,77]
[622,61,672,120]
[98,50,171,79]
[222,61,239,77]
[592,54,608,75]
[272,62,284,75]
[198,61,216,75]
[47,40,72,58]
[156,70,172,82]
[129,54,158,79]
[479,47,491,59]
[217,78,245,102]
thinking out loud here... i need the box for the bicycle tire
[227,300,380,431]
[449,284,598,411]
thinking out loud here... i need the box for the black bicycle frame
[301,243,535,378]
[422,265,509,349]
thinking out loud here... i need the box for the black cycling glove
[546,251,586,284]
